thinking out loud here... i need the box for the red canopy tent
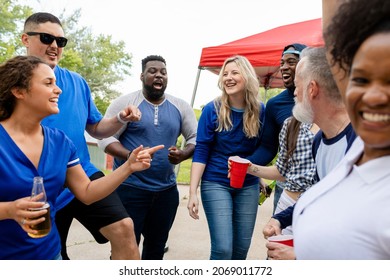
[190,18,324,107]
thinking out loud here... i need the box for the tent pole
[190,68,202,108]
[175,68,202,177]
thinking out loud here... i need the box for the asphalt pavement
[66,184,273,260]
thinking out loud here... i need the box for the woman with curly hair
[0,56,163,259]
[293,0,390,259]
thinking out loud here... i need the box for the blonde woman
[187,55,265,260]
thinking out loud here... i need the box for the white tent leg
[190,68,202,108]
[175,68,202,177]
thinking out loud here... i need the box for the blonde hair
[214,55,261,138]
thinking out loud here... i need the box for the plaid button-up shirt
[276,117,317,193]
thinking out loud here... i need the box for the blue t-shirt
[0,125,79,259]
[99,90,198,192]
[42,66,103,209]
[193,100,265,187]
[248,88,295,165]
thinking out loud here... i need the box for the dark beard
[143,84,166,102]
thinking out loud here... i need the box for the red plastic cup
[268,234,294,247]
[229,156,250,188]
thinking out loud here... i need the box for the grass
[176,158,192,184]
[176,155,278,186]
[104,158,192,184]
[106,158,274,186]
[103,107,279,185]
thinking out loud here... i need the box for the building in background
[85,132,113,171]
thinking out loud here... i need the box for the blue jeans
[201,181,259,260]
[273,182,285,215]
[116,184,179,260]
[54,251,62,260]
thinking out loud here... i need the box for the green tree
[0,0,32,63]
[1,1,132,114]
[59,9,132,113]
[259,87,283,103]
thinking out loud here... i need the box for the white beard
[292,94,314,124]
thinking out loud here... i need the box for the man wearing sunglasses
[25,31,68,48]
[21,12,141,260]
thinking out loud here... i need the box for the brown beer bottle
[28,177,51,238]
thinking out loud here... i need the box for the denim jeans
[116,184,179,260]
[54,251,62,260]
[201,181,259,260]
[273,181,285,215]
[274,190,296,235]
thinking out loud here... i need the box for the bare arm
[168,143,195,165]
[104,141,131,161]
[247,163,285,182]
[66,145,164,204]
[86,105,141,139]
[187,162,206,220]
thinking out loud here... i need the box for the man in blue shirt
[22,12,142,259]
[249,43,307,212]
[98,55,197,260]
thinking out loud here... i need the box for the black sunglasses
[26,32,68,48]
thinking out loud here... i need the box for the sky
[22,0,322,109]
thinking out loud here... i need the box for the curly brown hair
[325,0,390,73]
[0,56,46,121]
